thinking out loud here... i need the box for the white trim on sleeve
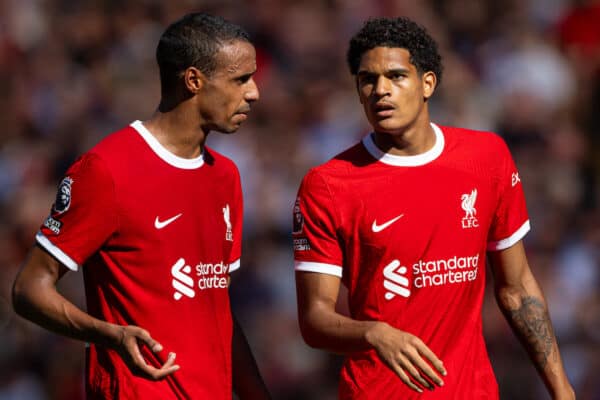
[229,259,241,272]
[295,261,343,277]
[487,220,531,251]
[35,231,80,271]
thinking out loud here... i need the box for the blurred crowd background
[1,0,599,399]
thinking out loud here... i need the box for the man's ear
[422,71,437,100]
[183,67,205,94]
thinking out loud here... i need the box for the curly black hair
[347,17,443,86]
[156,13,250,93]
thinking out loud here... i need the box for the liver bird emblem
[223,204,232,230]
[461,189,477,219]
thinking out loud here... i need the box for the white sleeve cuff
[294,261,342,277]
[487,220,530,251]
[35,231,80,271]
[229,259,241,273]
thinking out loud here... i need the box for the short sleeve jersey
[293,123,529,400]
[38,121,243,399]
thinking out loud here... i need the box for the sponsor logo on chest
[171,257,230,300]
[383,254,481,301]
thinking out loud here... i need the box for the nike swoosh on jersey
[372,214,404,232]
[155,213,183,229]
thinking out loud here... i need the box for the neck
[373,112,435,156]
[143,104,207,159]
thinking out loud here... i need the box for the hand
[112,325,180,380]
[365,322,446,393]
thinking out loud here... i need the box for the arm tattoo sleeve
[506,296,556,369]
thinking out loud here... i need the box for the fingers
[129,346,180,380]
[399,347,444,389]
[392,363,424,394]
[395,354,430,392]
[375,330,447,393]
[416,343,447,378]
[134,328,163,353]
[120,327,180,381]
[145,352,180,381]
[133,353,180,380]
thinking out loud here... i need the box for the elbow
[495,282,544,313]
[12,279,27,317]
[11,247,62,321]
[495,285,523,310]
[12,275,36,319]
[297,313,327,350]
[299,324,320,349]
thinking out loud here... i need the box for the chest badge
[461,189,479,229]
[223,204,233,241]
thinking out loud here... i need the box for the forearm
[496,282,573,398]
[15,286,119,345]
[299,301,383,354]
[231,316,271,400]
[12,248,121,348]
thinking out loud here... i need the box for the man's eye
[359,76,376,85]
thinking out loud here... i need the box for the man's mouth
[373,102,395,117]
[233,109,250,122]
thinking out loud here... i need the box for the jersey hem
[295,261,342,277]
[487,220,530,251]
[35,232,80,271]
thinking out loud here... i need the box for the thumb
[135,328,163,353]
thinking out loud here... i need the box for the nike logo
[154,213,183,229]
[372,214,404,233]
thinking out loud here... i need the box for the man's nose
[245,78,259,102]
[374,75,390,97]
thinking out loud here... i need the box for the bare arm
[12,245,179,380]
[296,271,446,393]
[231,314,271,400]
[489,241,575,400]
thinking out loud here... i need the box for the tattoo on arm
[506,296,556,369]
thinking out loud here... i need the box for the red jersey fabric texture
[293,123,529,399]
[38,121,243,399]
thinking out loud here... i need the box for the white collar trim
[131,120,204,169]
[362,123,445,167]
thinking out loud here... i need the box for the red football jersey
[293,124,529,399]
[38,121,243,399]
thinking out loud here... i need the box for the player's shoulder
[66,124,136,166]
[441,124,504,145]
[440,124,511,158]
[297,141,367,196]
[306,141,366,178]
[86,124,139,160]
[203,146,240,175]
[203,145,236,167]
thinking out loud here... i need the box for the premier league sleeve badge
[292,197,304,234]
[53,177,73,214]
